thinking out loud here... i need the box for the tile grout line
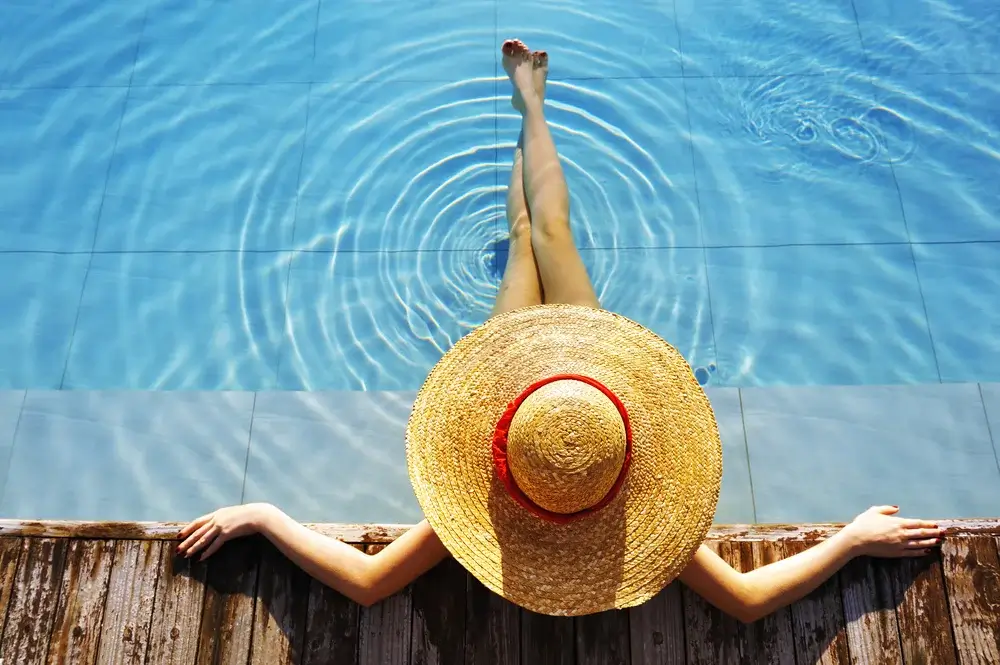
[239,392,259,504]
[0,390,29,512]
[273,0,322,387]
[977,383,1000,483]
[672,0,720,384]
[4,238,1000,257]
[57,6,150,390]
[493,0,501,286]
[737,388,759,523]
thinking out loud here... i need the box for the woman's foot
[503,39,545,114]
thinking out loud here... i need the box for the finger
[875,505,899,515]
[200,533,230,561]
[178,514,211,539]
[903,528,943,539]
[906,538,941,549]
[180,522,215,554]
[187,525,221,557]
[901,519,939,529]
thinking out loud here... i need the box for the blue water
[1,0,999,391]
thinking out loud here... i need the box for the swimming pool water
[1,0,999,391]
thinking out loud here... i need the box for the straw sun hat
[405,304,722,616]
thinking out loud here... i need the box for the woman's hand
[842,505,944,558]
[177,503,276,561]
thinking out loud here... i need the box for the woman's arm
[678,505,943,624]
[177,504,450,607]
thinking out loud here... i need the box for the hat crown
[506,379,627,515]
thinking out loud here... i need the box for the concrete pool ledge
[1,518,999,664]
[0,383,999,526]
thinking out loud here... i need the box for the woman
[178,40,943,621]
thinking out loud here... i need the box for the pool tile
[706,245,938,386]
[0,254,89,390]
[243,391,422,523]
[675,0,865,76]
[742,384,1000,522]
[97,85,308,252]
[979,384,1000,473]
[295,80,500,251]
[684,76,907,247]
[704,387,755,524]
[0,88,127,252]
[855,0,1000,75]
[64,252,288,390]
[0,0,145,88]
[0,391,254,521]
[277,250,495,390]
[496,78,700,249]
[0,391,26,504]
[914,243,1000,383]
[133,0,317,85]
[313,0,493,84]
[579,248,715,374]
[876,74,1000,243]
[497,0,681,79]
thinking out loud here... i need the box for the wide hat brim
[405,304,722,616]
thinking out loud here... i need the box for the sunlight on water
[0,0,998,391]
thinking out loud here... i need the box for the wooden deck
[1,520,999,664]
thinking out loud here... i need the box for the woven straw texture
[406,304,722,616]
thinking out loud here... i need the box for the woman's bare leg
[490,56,549,318]
[501,39,599,309]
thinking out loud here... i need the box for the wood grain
[466,574,519,665]
[301,543,364,665]
[683,541,741,665]
[46,539,116,665]
[146,544,209,665]
[196,537,261,665]
[1,537,67,664]
[628,582,684,665]
[357,543,412,665]
[520,609,574,665]
[576,609,630,665]
[0,536,23,643]
[838,556,902,665]
[889,548,958,665]
[250,540,311,664]
[96,539,164,665]
[410,557,466,665]
[781,540,850,665]
[748,540,796,665]
[942,537,1000,665]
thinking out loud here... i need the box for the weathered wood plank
[839,556,902,665]
[97,539,164,665]
[942,537,1000,665]
[466,573,519,665]
[1,537,67,664]
[358,543,411,665]
[628,582,684,665]
[301,543,364,665]
[5,518,998,542]
[747,541,796,665]
[410,557,466,665]
[196,537,261,665]
[520,610,573,665]
[147,543,209,665]
[889,548,958,665]
[0,536,23,644]
[250,540,311,665]
[781,540,850,665]
[46,539,116,665]
[576,609,630,665]
[683,541,741,665]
